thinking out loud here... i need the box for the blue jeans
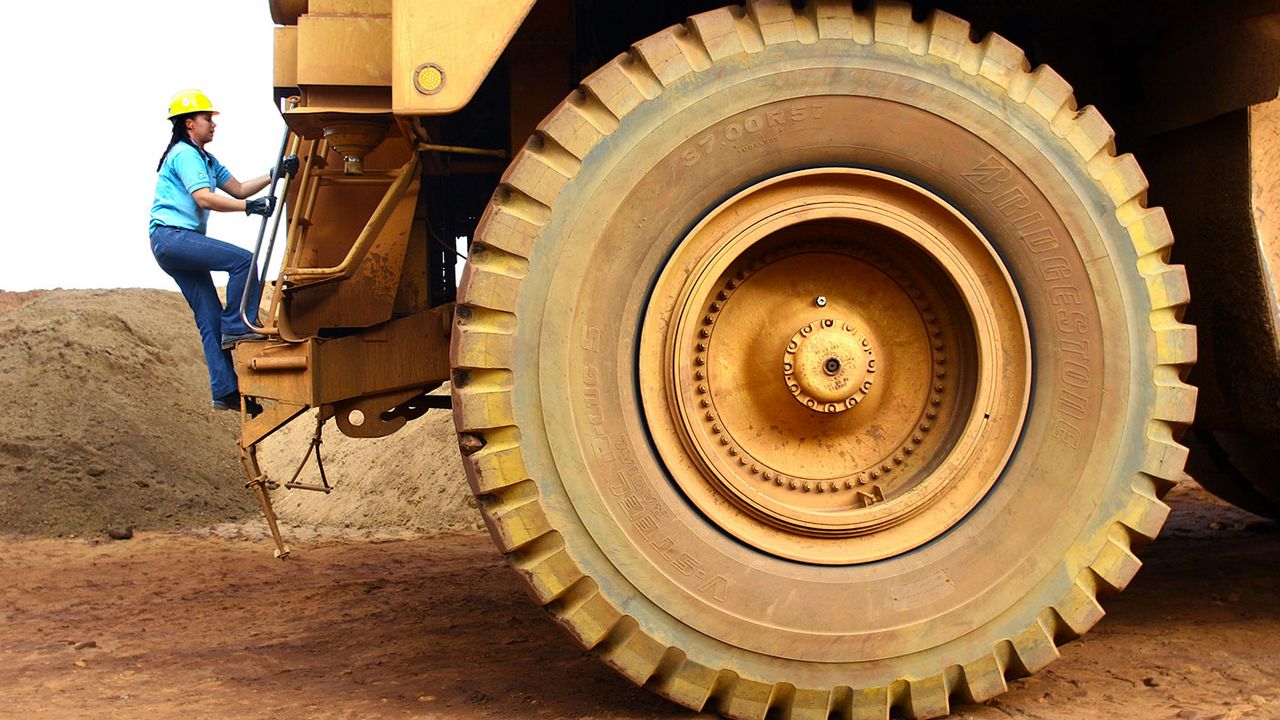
[149,226,261,400]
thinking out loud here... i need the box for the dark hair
[156,113,212,171]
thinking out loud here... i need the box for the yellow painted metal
[312,0,389,12]
[284,154,414,280]
[233,305,452,408]
[391,0,536,114]
[297,13,392,87]
[640,168,1030,564]
[273,26,298,89]
[271,0,534,118]
[417,143,508,159]
[272,134,422,339]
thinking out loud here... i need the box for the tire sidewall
[506,38,1153,682]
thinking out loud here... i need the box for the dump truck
[228,1,1280,717]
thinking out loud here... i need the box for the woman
[149,88,290,412]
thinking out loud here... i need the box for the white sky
[0,2,283,291]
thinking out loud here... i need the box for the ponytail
[156,114,212,171]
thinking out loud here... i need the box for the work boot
[220,332,267,350]
[212,393,264,417]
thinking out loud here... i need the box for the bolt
[816,296,827,307]
[824,357,841,375]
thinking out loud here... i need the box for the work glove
[245,196,276,217]
[274,154,299,180]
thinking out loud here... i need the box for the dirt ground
[1,481,1276,720]
[2,289,1277,719]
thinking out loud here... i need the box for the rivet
[845,479,855,488]
[739,456,749,465]
[703,315,714,325]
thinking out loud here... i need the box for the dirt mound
[0,288,476,539]
[0,289,257,536]
[257,388,482,535]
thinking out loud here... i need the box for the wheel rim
[640,168,1032,564]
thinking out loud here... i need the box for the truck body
[227,2,1280,717]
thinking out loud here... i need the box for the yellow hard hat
[167,89,219,119]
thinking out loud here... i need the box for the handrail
[241,97,300,334]
[264,138,327,328]
[281,153,419,281]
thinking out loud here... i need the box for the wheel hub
[640,168,1030,564]
[783,316,877,414]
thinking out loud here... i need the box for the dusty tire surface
[452,2,1196,718]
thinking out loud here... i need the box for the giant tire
[451,3,1197,718]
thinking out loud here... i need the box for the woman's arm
[192,187,247,212]
[219,174,271,200]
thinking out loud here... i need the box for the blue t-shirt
[149,142,232,234]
